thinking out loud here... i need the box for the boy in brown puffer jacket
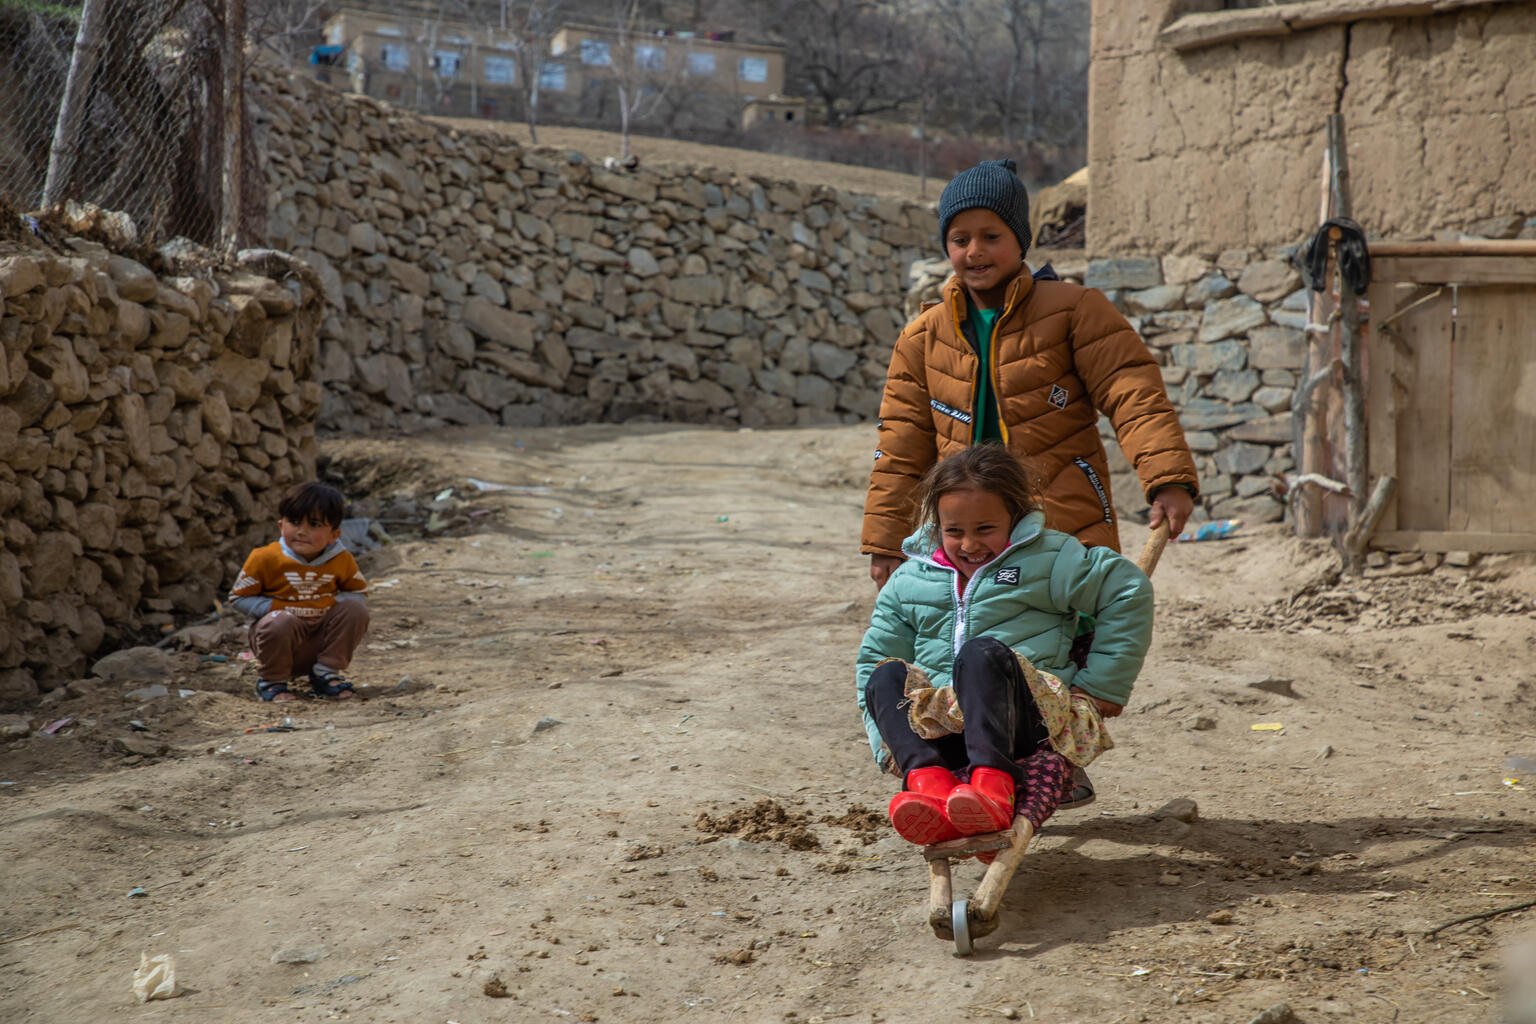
[863,158,1198,584]
[860,158,1199,808]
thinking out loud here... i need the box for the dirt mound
[696,799,820,850]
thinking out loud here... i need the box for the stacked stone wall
[0,245,324,701]
[253,71,935,434]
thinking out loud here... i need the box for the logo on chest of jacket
[993,566,1020,585]
[1048,384,1069,409]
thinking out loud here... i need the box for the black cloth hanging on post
[1300,217,1372,293]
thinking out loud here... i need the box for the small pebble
[1207,909,1234,925]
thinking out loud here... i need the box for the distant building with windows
[314,7,787,131]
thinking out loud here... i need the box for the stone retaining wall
[253,71,935,434]
[0,245,324,701]
[911,248,1304,527]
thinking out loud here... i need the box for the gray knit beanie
[938,158,1032,255]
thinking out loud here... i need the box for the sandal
[256,679,297,703]
[1057,766,1096,810]
[311,671,355,700]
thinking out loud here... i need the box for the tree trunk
[223,0,247,251]
[42,0,110,208]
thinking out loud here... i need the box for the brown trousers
[250,599,369,682]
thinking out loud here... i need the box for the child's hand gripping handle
[1137,521,1170,578]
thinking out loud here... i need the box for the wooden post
[1327,114,1369,569]
[42,0,110,209]
[1343,474,1396,557]
[222,0,248,252]
[1295,137,1334,538]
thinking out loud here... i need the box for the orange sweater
[229,541,368,619]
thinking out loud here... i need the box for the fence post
[222,0,247,251]
[42,0,110,209]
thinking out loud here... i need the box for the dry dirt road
[4,423,1535,1024]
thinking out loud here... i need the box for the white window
[539,62,566,91]
[380,42,410,71]
[327,24,343,45]
[687,51,715,76]
[635,44,665,71]
[376,26,402,37]
[580,39,611,65]
[433,50,462,77]
[485,55,516,84]
[738,56,768,83]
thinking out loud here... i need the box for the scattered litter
[159,624,174,634]
[1251,723,1285,732]
[1177,519,1243,542]
[1130,967,1153,976]
[1504,778,1526,790]
[469,509,492,517]
[528,551,553,558]
[128,720,148,732]
[177,689,195,698]
[467,478,514,492]
[532,717,564,734]
[246,718,297,734]
[435,487,454,501]
[132,952,181,1003]
[374,578,402,589]
[127,887,148,898]
[199,654,229,663]
[40,717,75,735]
[238,651,254,661]
[716,515,729,523]
[125,684,169,701]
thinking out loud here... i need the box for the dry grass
[426,116,946,204]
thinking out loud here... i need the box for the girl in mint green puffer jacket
[855,446,1153,847]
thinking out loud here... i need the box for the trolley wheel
[952,899,973,956]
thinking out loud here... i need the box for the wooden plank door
[1448,286,1536,535]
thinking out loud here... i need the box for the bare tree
[931,0,1087,163]
[771,0,915,129]
[499,0,566,144]
[247,0,327,65]
[606,0,683,160]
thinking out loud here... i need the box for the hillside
[427,116,949,205]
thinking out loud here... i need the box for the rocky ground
[3,422,1535,1024]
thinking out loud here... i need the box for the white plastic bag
[132,952,180,1003]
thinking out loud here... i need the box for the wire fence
[0,0,260,249]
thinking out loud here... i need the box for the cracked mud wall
[1088,0,1536,255]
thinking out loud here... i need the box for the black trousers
[866,636,1049,790]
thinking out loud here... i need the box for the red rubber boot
[887,767,962,845]
[945,767,1016,836]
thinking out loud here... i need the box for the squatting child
[856,446,1152,850]
[229,481,370,702]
